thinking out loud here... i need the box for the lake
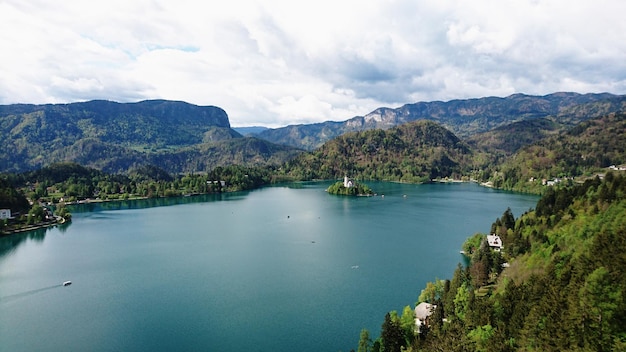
[0,182,538,352]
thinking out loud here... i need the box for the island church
[343,176,354,188]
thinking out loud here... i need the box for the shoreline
[0,179,531,237]
[1,216,68,237]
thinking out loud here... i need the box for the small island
[327,176,374,196]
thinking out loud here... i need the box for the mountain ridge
[3,92,625,175]
[0,99,300,173]
[257,92,626,150]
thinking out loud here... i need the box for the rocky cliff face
[1,99,231,127]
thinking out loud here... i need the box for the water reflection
[56,222,71,234]
[68,192,249,213]
[0,192,253,258]
[0,228,50,258]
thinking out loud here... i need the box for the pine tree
[357,328,372,352]
[381,312,405,352]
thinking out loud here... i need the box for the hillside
[281,120,473,182]
[358,172,626,352]
[486,112,626,192]
[279,109,625,192]
[466,118,563,157]
[24,136,301,175]
[144,137,302,173]
[257,93,626,150]
[0,99,232,146]
[0,177,29,214]
[0,100,301,173]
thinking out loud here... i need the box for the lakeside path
[1,216,67,236]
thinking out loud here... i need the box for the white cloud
[1,0,625,127]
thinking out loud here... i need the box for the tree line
[0,162,276,234]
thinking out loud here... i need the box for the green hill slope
[467,118,563,157]
[0,177,29,215]
[359,172,626,352]
[281,120,473,182]
[486,112,626,192]
[0,100,301,173]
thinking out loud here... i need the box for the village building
[0,209,11,220]
[414,302,436,333]
[487,234,503,252]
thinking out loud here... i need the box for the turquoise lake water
[0,182,538,352]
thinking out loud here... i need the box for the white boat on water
[62,281,72,286]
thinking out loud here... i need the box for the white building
[487,234,503,252]
[0,209,11,220]
[414,302,436,333]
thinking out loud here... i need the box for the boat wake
[0,284,63,303]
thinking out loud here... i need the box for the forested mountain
[1,99,232,146]
[358,172,626,352]
[28,136,301,175]
[486,112,626,192]
[0,100,301,173]
[277,109,626,193]
[466,118,562,157]
[257,92,626,150]
[280,120,473,182]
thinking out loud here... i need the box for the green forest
[281,120,474,183]
[0,162,276,234]
[482,113,626,193]
[352,172,626,352]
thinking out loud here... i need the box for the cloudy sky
[1,0,625,127]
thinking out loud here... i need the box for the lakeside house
[487,234,503,252]
[414,302,436,333]
[0,209,11,220]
